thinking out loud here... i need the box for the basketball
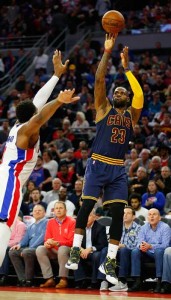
[102,10,125,34]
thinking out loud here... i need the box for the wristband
[124,68,130,72]
[104,49,112,54]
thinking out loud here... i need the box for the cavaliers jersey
[91,107,132,160]
[0,123,39,226]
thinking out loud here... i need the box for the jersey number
[111,128,126,144]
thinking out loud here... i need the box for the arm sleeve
[33,75,59,112]
[125,71,144,109]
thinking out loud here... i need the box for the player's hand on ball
[53,49,69,77]
[57,88,80,104]
[104,33,118,52]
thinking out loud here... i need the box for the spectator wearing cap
[129,148,151,178]
[142,180,166,215]
[0,212,26,286]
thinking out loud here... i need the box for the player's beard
[113,98,128,108]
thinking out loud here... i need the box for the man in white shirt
[43,178,62,205]
[129,193,148,221]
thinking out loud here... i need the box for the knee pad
[76,199,95,229]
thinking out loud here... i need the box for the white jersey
[0,123,39,227]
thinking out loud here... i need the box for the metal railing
[0,35,46,49]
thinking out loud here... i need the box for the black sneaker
[160,282,171,294]
[99,256,118,285]
[65,247,80,270]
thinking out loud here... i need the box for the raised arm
[120,47,144,127]
[94,33,117,112]
[17,89,80,149]
[33,50,69,111]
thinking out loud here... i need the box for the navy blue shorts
[82,158,128,206]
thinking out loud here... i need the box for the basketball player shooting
[66,33,144,285]
[0,50,79,266]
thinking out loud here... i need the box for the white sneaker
[100,281,108,291]
[109,281,128,292]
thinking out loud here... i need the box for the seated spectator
[52,127,73,157]
[124,148,138,178]
[32,47,49,76]
[74,140,89,159]
[0,212,26,286]
[145,123,163,150]
[36,201,76,289]
[129,148,151,178]
[155,166,171,196]
[71,111,89,131]
[46,186,75,218]
[29,188,47,215]
[140,116,153,137]
[0,120,10,145]
[9,205,47,287]
[68,179,83,215]
[108,206,141,292]
[149,156,162,180]
[22,180,36,204]
[129,167,148,196]
[57,164,76,191]
[76,148,89,179]
[164,192,171,215]
[161,247,171,294]
[142,180,166,215]
[158,144,171,169]
[59,148,77,172]
[129,208,170,292]
[43,178,62,206]
[74,210,108,289]
[129,193,149,221]
[29,155,52,192]
[42,150,58,179]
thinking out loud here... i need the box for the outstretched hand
[53,49,69,77]
[57,88,80,104]
[120,46,129,69]
[104,33,118,52]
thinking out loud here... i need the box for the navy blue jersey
[91,107,132,160]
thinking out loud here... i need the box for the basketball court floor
[0,287,170,300]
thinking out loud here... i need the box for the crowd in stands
[0,0,171,294]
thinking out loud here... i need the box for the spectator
[74,209,108,289]
[161,247,171,294]
[129,208,171,292]
[142,180,166,215]
[59,148,77,172]
[52,127,73,157]
[29,188,47,215]
[42,150,58,179]
[9,205,47,287]
[155,166,171,196]
[36,201,76,289]
[145,123,164,150]
[129,148,151,178]
[164,193,171,215]
[109,206,141,292]
[149,156,162,180]
[43,178,62,206]
[32,47,49,75]
[29,155,52,192]
[158,144,171,169]
[74,140,89,159]
[46,186,75,218]
[68,179,83,215]
[0,212,26,286]
[76,148,89,179]
[22,180,37,205]
[0,120,10,145]
[129,167,148,196]
[125,148,138,178]
[57,164,76,191]
[129,193,149,221]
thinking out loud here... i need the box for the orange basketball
[102,10,125,34]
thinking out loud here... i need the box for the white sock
[0,223,11,266]
[107,243,119,259]
[73,234,84,248]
